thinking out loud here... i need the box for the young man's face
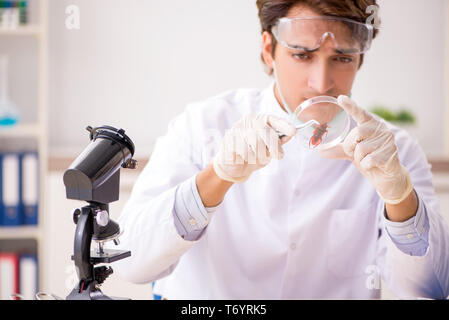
[262,5,361,113]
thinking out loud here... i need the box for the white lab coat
[112,82,449,299]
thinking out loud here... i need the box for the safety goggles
[272,16,374,54]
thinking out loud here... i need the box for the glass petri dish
[290,96,351,150]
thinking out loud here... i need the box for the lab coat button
[189,218,197,226]
[407,233,414,239]
[290,243,296,250]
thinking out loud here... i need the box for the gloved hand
[213,114,296,183]
[319,95,414,205]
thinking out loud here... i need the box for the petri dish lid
[291,95,351,150]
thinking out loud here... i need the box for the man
[112,0,449,299]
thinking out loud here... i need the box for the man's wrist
[196,162,233,207]
[385,188,418,222]
[383,192,430,256]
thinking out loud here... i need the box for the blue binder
[19,254,38,299]
[20,152,39,225]
[0,153,2,226]
[0,152,22,226]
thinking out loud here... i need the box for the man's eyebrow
[335,48,358,54]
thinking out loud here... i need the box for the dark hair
[256,0,380,74]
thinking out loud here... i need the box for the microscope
[63,125,138,300]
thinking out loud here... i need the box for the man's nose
[307,59,334,95]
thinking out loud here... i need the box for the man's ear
[262,31,274,69]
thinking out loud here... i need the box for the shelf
[0,123,42,138]
[0,0,48,297]
[430,158,449,172]
[0,225,41,240]
[0,25,42,37]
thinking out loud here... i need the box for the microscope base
[66,281,131,300]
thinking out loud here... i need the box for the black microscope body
[63,126,137,300]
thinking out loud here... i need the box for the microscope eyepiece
[63,125,138,204]
[86,125,135,157]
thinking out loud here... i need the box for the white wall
[46,0,448,159]
[48,0,268,160]
[353,0,447,158]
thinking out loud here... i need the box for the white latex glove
[319,95,414,205]
[213,114,296,183]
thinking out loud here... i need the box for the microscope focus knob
[95,210,110,227]
[72,208,81,224]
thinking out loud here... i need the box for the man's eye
[292,53,310,60]
[335,56,353,63]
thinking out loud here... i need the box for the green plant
[370,105,416,125]
[370,106,396,122]
[395,109,415,124]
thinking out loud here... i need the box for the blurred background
[0,0,448,300]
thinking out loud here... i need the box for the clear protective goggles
[272,16,374,54]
